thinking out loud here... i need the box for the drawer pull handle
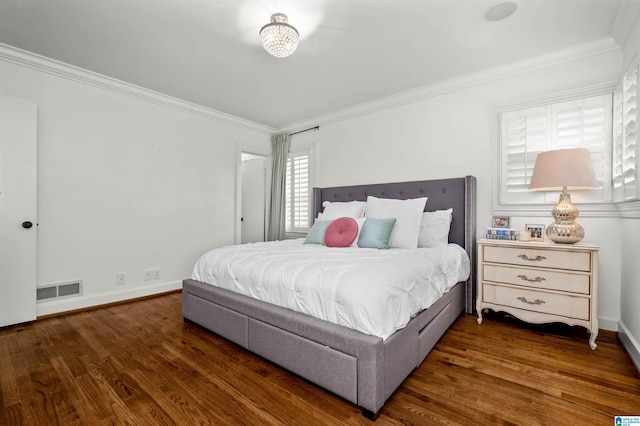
[518,254,546,262]
[517,296,546,305]
[517,274,546,283]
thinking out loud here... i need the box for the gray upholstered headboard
[312,176,477,313]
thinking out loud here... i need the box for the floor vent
[37,280,83,302]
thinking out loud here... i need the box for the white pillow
[365,196,428,249]
[319,200,366,220]
[418,208,453,248]
[351,217,367,247]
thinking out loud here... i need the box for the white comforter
[191,239,470,340]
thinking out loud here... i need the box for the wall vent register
[36,280,83,302]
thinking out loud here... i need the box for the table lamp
[528,148,597,244]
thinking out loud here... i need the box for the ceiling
[0,0,631,129]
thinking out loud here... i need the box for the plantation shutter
[500,93,612,204]
[613,59,639,201]
[552,96,609,189]
[613,80,624,198]
[285,151,310,232]
[502,106,548,202]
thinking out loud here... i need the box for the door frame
[235,144,270,244]
[0,94,38,326]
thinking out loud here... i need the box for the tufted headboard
[312,176,477,313]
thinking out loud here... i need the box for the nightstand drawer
[483,245,591,271]
[482,264,590,294]
[483,283,590,321]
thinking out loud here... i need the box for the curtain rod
[290,125,319,136]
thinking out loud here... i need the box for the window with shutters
[285,150,311,233]
[613,57,639,202]
[498,92,613,206]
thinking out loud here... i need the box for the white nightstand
[476,238,599,350]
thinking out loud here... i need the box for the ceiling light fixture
[483,2,518,22]
[260,13,299,58]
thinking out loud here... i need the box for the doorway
[240,152,267,244]
[0,95,38,326]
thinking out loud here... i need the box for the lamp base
[546,222,585,244]
[546,191,584,244]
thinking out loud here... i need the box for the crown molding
[611,1,640,48]
[0,36,621,137]
[0,43,272,134]
[277,37,621,133]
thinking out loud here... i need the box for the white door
[0,95,38,327]
[241,154,266,244]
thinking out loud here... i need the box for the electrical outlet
[144,268,160,281]
[116,272,126,285]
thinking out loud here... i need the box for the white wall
[617,11,640,369]
[620,217,640,368]
[313,46,623,330]
[1,54,270,315]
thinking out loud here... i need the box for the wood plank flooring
[1,291,639,425]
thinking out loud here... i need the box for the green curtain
[267,133,290,241]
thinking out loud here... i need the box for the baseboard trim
[598,317,619,332]
[36,280,183,318]
[618,320,640,373]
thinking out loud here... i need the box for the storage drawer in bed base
[418,301,453,364]
[185,292,359,404]
[249,319,358,404]
[186,293,249,348]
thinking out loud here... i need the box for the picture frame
[492,216,511,228]
[525,224,545,241]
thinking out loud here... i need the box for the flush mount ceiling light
[260,13,299,58]
[483,2,518,22]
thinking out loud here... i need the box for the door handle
[21,221,33,229]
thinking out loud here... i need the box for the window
[285,150,310,233]
[613,57,639,201]
[498,92,613,206]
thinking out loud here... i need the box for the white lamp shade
[529,148,597,191]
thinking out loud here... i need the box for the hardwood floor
[1,292,639,425]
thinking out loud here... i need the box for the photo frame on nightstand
[492,216,511,228]
[525,224,545,241]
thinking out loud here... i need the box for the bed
[182,176,476,419]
